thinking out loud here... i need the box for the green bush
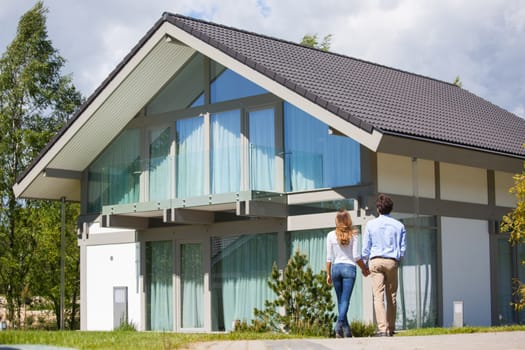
[248,250,336,337]
[114,318,137,332]
[349,320,376,337]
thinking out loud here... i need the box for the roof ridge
[163,12,459,89]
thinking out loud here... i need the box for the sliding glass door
[145,240,173,331]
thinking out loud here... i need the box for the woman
[326,209,369,338]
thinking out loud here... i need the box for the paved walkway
[187,331,525,350]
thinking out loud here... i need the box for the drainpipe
[60,196,65,330]
[412,157,421,328]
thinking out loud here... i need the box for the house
[14,13,525,331]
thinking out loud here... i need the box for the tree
[0,1,82,327]
[29,201,80,329]
[500,159,525,311]
[300,33,333,51]
[453,75,463,88]
[252,250,336,336]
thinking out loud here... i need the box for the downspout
[412,157,422,328]
[60,196,66,330]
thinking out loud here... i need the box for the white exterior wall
[85,241,140,330]
[377,153,435,198]
[440,163,487,204]
[441,217,491,326]
[495,171,516,207]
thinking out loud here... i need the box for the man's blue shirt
[362,214,406,261]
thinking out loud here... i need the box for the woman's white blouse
[326,230,361,265]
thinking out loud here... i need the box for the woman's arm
[326,261,332,285]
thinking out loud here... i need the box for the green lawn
[0,330,295,350]
[0,326,524,350]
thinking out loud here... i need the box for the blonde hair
[335,209,354,246]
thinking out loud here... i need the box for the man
[362,194,406,337]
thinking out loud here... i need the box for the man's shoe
[375,332,389,337]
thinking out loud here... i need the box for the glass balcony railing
[88,145,360,216]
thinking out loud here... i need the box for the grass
[0,325,524,350]
[0,330,296,350]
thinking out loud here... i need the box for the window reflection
[210,62,267,103]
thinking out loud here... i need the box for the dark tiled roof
[166,13,525,158]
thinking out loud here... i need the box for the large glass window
[181,243,204,328]
[396,216,438,329]
[149,127,172,201]
[146,240,173,331]
[211,110,241,194]
[287,228,363,321]
[176,116,205,198]
[249,108,275,191]
[87,129,141,213]
[284,102,360,192]
[210,62,267,103]
[496,238,515,323]
[147,54,205,115]
[211,233,277,331]
[495,237,525,324]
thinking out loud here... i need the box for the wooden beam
[43,168,82,180]
[236,200,288,218]
[164,208,215,224]
[101,214,149,229]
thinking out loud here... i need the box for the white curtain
[146,241,173,331]
[176,116,205,198]
[181,243,204,328]
[211,110,240,194]
[149,127,171,201]
[249,108,275,191]
[211,233,277,331]
[397,218,438,329]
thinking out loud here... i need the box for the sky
[0,0,524,118]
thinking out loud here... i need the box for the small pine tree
[253,250,336,336]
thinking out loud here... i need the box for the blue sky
[1,0,524,118]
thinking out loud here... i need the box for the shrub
[114,318,137,332]
[349,320,376,337]
[250,250,336,337]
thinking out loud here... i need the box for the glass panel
[210,62,267,103]
[288,199,356,216]
[496,239,514,324]
[181,243,204,328]
[396,216,438,329]
[147,53,205,115]
[284,102,360,192]
[176,116,205,198]
[87,129,141,213]
[146,241,173,331]
[249,108,275,191]
[287,228,363,321]
[211,110,241,194]
[211,233,277,331]
[149,127,172,201]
